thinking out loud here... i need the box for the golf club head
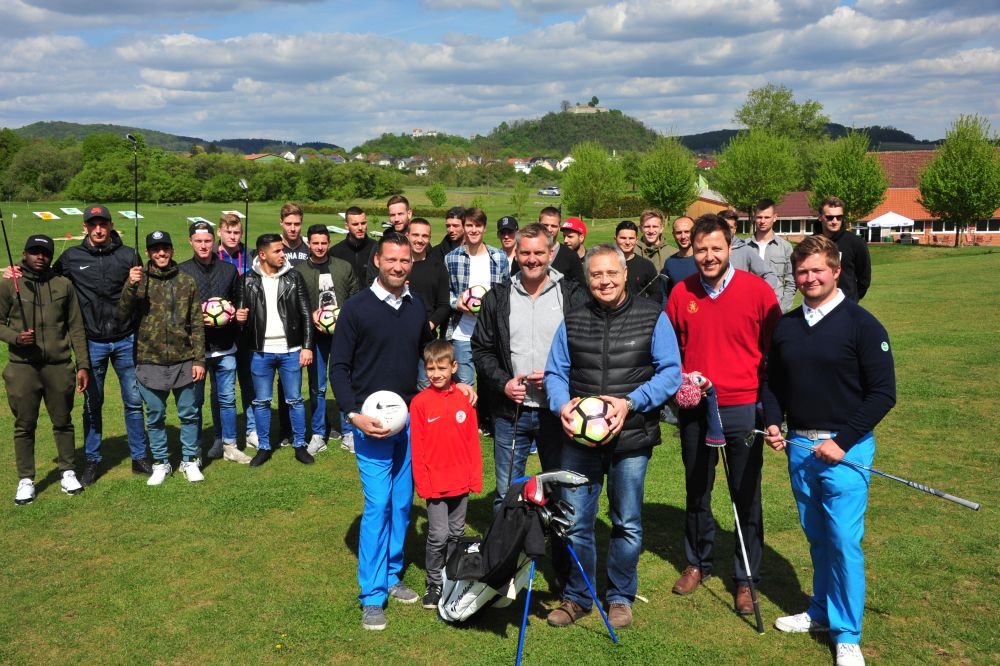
[238,178,249,192]
[534,469,589,489]
[125,133,138,145]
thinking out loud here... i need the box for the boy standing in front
[409,340,482,609]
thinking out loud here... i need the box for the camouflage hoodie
[117,260,205,368]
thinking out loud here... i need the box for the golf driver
[126,134,139,261]
[238,178,250,280]
[0,205,28,326]
[750,429,981,511]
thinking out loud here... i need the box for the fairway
[0,207,997,664]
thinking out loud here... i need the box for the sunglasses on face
[824,214,845,221]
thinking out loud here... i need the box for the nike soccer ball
[361,390,408,436]
[570,396,614,447]
[462,285,488,315]
[202,297,235,328]
[316,305,340,334]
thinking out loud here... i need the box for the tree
[426,182,447,208]
[810,130,888,226]
[561,100,571,113]
[637,137,698,217]
[589,96,599,108]
[561,141,625,219]
[709,129,802,217]
[919,114,1000,247]
[509,180,530,218]
[734,83,829,143]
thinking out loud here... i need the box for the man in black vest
[543,244,682,630]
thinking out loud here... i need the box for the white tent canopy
[866,211,914,228]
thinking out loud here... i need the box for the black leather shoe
[80,460,100,486]
[294,447,315,465]
[132,458,154,475]
[249,448,273,468]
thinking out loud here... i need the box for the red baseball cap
[561,217,587,236]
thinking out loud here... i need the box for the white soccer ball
[361,390,408,436]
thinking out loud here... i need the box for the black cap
[189,220,215,237]
[83,205,112,224]
[24,235,55,255]
[145,230,173,249]
[497,216,519,233]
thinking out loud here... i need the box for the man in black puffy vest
[543,244,682,631]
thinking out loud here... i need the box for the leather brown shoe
[672,566,709,595]
[546,599,588,627]
[735,584,754,615]
[608,603,632,629]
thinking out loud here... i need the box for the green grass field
[0,196,997,664]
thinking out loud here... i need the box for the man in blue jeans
[544,244,681,630]
[234,234,314,467]
[52,204,150,484]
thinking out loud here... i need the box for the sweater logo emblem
[881,341,889,352]
[687,300,698,314]
[427,416,441,423]
[455,410,467,424]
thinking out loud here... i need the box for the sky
[1,0,998,151]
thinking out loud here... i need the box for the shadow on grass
[643,501,810,618]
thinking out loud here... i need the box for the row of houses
[245,150,577,177]
[693,151,1000,247]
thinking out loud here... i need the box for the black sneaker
[294,446,315,465]
[422,585,442,609]
[249,448,273,468]
[131,458,154,475]
[80,459,100,486]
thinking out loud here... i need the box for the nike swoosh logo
[79,265,91,270]
[427,417,441,423]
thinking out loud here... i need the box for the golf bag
[438,470,586,623]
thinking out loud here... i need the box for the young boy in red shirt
[409,339,483,609]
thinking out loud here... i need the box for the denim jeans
[195,353,238,443]
[236,346,256,434]
[250,351,306,450]
[560,444,651,609]
[137,381,201,461]
[307,332,333,438]
[451,339,475,386]
[83,335,148,462]
[492,407,562,513]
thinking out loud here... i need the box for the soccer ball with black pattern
[316,305,340,334]
[201,297,235,328]
[462,285,488,315]
[570,396,614,447]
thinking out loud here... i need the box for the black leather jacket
[234,263,314,352]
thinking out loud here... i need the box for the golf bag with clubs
[438,470,585,623]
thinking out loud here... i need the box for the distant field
[0,220,996,664]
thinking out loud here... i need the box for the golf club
[0,205,28,326]
[636,271,668,298]
[504,378,526,499]
[515,559,536,666]
[719,445,766,634]
[238,178,250,284]
[750,429,981,511]
[126,134,139,263]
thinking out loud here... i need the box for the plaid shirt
[444,243,509,332]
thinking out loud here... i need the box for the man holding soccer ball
[544,244,682,630]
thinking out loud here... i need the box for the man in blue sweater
[761,235,895,666]
[331,232,456,631]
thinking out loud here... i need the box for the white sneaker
[60,470,84,495]
[179,459,205,483]
[14,478,35,505]
[278,437,291,448]
[774,611,828,633]
[307,434,328,456]
[223,444,252,464]
[147,462,172,486]
[245,430,259,450]
[341,431,355,453]
[836,643,865,666]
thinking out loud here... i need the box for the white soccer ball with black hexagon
[570,396,614,447]
[201,297,235,328]
[316,305,340,334]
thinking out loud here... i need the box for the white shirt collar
[802,289,846,326]
[700,264,735,299]
[370,278,411,310]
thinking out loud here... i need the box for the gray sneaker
[388,583,419,604]
[206,438,225,459]
[307,434,328,456]
[362,605,387,631]
[341,431,355,453]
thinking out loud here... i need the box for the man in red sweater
[665,213,781,615]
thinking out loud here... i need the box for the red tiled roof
[774,191,814,218]
[860,187,1000,221]
[872,151,935,188]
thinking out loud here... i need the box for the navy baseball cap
[83,205,112,224]
[497,216,519,233]
[145,230,173,249]
[24,235,55,255]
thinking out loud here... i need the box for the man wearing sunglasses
[817,196,871,302]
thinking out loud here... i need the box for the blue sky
[1,0,997,150]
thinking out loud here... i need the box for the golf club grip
[877,472,981,511]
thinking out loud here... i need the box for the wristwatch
[625,397,635,412]
[347,411,360,424]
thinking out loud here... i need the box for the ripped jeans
[250,350,306,451]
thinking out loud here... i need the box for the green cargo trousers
[4,361,77,479]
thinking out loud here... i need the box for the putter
[751,430,981,511]
[719,445,766,634]
[126,134,140,262]
[0,206,28,325]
